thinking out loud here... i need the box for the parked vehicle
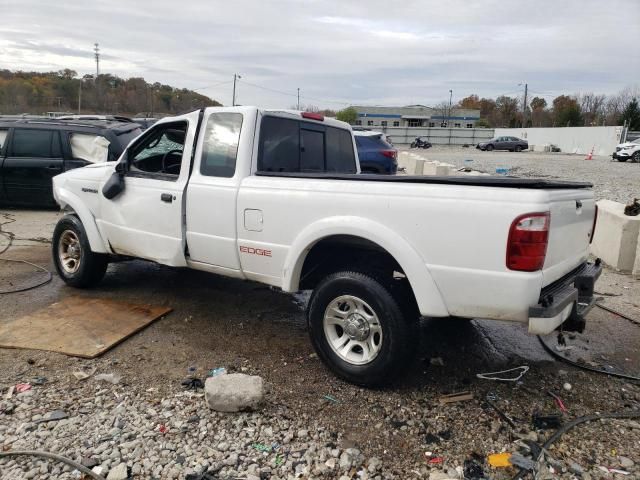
[477,136,528,152]
[612,137,640,162]
[0,119,141,207]
[51,107,601,386]
[57,115,137,123]
[410,136,432,149]
[132,118,159,130]
[353,131,398,174]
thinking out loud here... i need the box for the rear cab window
[258,116,356,173]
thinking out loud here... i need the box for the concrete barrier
[590,200,640,272]
[634,235,640,278]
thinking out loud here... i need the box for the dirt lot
[1,178,639,480]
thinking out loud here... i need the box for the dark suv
[0,119,141,207]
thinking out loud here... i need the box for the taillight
[506,212,550,271]
[589,204,598,244]
[381,149,397,159]
[301,112,324,121]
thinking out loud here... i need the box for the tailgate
[542,190,596,286]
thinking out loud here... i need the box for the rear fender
[282,216,449,317]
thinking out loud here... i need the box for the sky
[1,0,639,109]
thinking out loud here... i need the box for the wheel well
[298,235,419,316]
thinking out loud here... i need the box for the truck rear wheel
[307,270,418,386]
[52,215,108,288]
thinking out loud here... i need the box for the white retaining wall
[495,126,624,156]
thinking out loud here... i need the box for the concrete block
[589,200,640,272]
[634,234,640,278]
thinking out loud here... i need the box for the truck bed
[255,172,592,189]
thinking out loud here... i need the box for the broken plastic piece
[15,383,31,393]
[477,366,529,382]
[488,452,512,468]
[509,453,535,471]
[323,394,339,403]
[427,456,444,464]
[207,367,227,378]
[463,458,485,479]
[181,378,204,390]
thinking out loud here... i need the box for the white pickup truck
[51,107,601,386]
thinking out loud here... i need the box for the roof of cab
[0,118,142,135]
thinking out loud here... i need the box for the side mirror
[102,162,126,199]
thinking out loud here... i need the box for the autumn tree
[552,95,582,126]
[457,94,481,110]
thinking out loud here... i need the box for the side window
[258,117,300,172]
[200,113,243,178]
[129,121,186,177]
[326,127,356,173]
[258,116,356,173]
[70,133,110,163]
[11,129,59,158]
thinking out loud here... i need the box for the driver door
[97,111,200,266]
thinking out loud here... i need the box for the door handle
[160,193,174,203]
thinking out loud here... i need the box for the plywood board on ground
[0,296,171,358]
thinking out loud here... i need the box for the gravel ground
[397,146,640,204]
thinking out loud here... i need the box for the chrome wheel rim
[323,295,383,365]
[58,230,82,274]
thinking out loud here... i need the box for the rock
[204,374,263,412]
[619,456,634,468]
[569,462,584,475]
[339,448,364,471]
[368,457,382,473]
[429,472,452,480]
[106,462,128,480]
[82,457,100,469]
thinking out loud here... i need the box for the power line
[239,80,349,106]
[193,80,232,91]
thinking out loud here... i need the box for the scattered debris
[554,344,575,352]
[157,424,168,434]
[598,466,631,475]
[31,376,47,385]
[509,453,536,471]
[4,385,14,399]
[427,456,444,465]
[547,391,568,413]
[487,452,511,468]
[463,458,485,479]
[252,443,272,453]
[106,462,128,480]
[72,367,97,381]
[36,410,68,423]
[94,373,122,385]
[204,373,264,412]
[485,393,517,429]
[563,382,572,391]
[439,391,473,404]
[476,366,529,382]
[207,367,227,377]
[430,357,445,366]
[323,394,339,403]
[532,413,563,430]
[15,383,31,393]
[181,378,204,390]
[624,198,640,216]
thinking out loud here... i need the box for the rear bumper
[528,260,602,334]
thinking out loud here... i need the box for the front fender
[54,187,109,254]
[282,216,449,317]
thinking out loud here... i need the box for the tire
[307,270,418,387]
[632,151,640,163]
[617,158,628,162]
[485,144,494,151]
[515,145,522,152]
[410,142,417,148]
[52,214,108,288]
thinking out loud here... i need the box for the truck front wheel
[307,271,418,386]
[52,215,108,288]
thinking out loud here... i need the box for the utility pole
[297,88,300,110]
[78,80,82,114]
[519,82,528,127]
[448,89,453,127]
[232,74,241,106]
[94,43,100,78]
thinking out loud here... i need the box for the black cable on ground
[0,212,16,255]
[512,411,640,479]
[0,258,52,294]
[595,302,640,326]
[0,450,106,480]
[537,335,640,382]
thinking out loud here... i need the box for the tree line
[0,69,221,116]
[456,87,640,129]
